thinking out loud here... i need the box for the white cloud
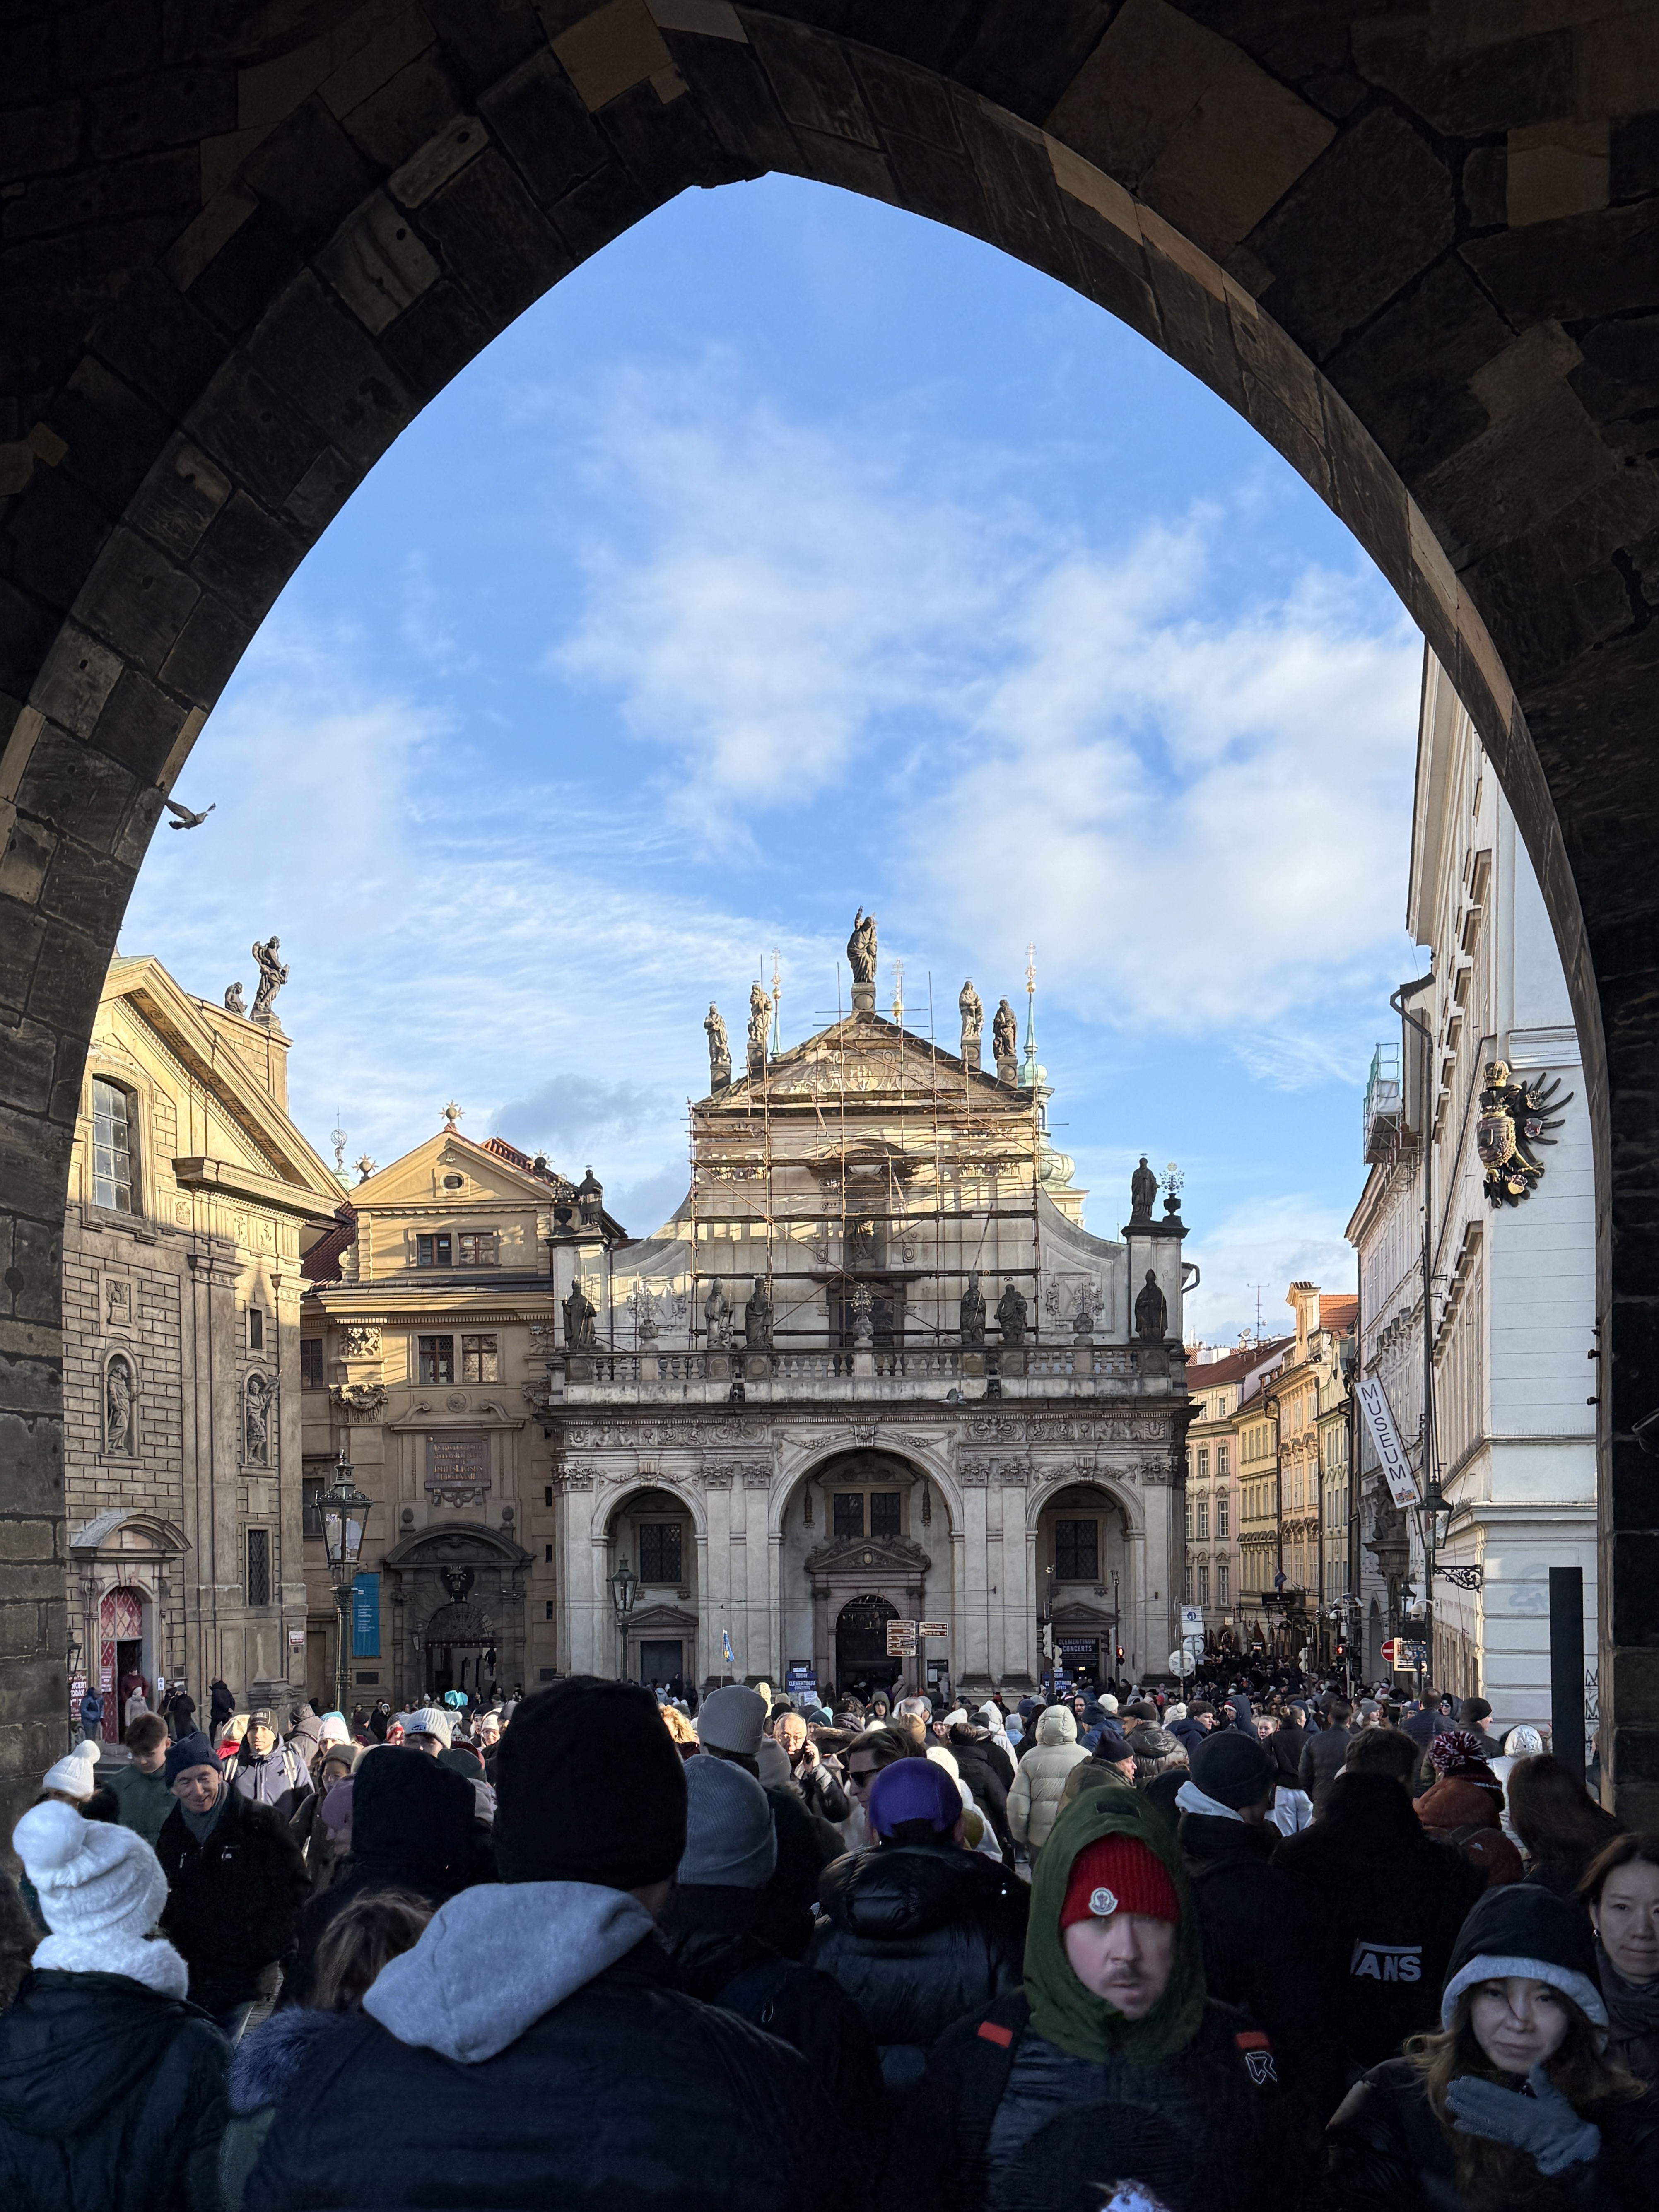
[1182,1193,1358,1352]
[545,371,1421,1036]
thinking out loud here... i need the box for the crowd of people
[3,1662,1657,2212]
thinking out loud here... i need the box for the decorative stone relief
[330,1381,388,1419]
[342,1325,381,1359]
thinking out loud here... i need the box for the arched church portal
[797,1451,934,1696]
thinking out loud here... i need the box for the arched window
[91,1078,137,1213]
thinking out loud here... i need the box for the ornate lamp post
[318,1446,371,1718]
[609,1559,638,1678]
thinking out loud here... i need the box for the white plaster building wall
[1404,660,1596,1730]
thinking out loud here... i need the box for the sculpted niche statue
[959,1270,985,1347]
[250,936,289,1020]
[1130,1154,1159,1223]
[1135,1267,1169,1343]
[744,1279,774,1354]
[992,998,1018,1070]
[703,1280,731,1348]
[846,908,878,985]
[105,1356,134,1456]
[563,1280,597,1351]
[996,1282,1027,1346]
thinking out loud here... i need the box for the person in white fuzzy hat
[38,1737,101,1804]
[402,1706,454,1754]
[0,1800,230,2210]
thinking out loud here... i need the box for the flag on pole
[721,1628,734,1665]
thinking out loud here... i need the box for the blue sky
[121,175,1425,1347]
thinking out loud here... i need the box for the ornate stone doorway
[381,1523,531,1707]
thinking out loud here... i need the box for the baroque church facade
[305,923,1195,1704]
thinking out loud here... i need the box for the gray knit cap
[678,1754,777,1889]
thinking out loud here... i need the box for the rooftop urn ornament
[1135,1268,1169,1343]
[1130,1154,1158,1224]
[959,1270,986,1348]
[442,1101,463,1129]
[1162,1161,1184,1218]
[249,935,288,1021]
[1476,1060,1571,1205]
[354,1154,378,1183]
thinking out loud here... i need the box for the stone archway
[380,1522,531,1706]
[7,6,1659,1817]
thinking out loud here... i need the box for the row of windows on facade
[1184,1496,1231,1540]
[298,1335,502,1388]
[415,1232,500,1267]
[1183,1558,1232,1606]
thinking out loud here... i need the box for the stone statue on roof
[224,981,245,1016]
[992,997,1017,1067]
[250,935,288,1021]
[1131,1153,1158,1223]
[744,1278,773,1353]
[563,1279,597,1351]
[846,908,878,985]
[704,1280,731,1348]
[959,979,983,1067]
[747,981,772,1069]
[996,1282,1027,1345]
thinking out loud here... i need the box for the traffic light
[1115,1644,1125,1663]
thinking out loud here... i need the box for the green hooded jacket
[1023,1779,1207,2067]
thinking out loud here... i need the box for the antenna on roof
[1248,1282,1269,1346]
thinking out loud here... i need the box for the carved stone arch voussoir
[1025,1466,1146,1537]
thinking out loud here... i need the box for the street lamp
[609,1560,638,1677]
[318,1446,371,1717]
[1422,1476,1453,1553]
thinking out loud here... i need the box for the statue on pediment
[996,1282,1027,1346]
[847,908,878,984]
[250,935,288,1021]
[1130,1153,1158,1223]
[959,979,983,1068]
[705,1002,730,1087]
[744,1278,773,1353]
[747,980,772,1070]
[704,1280,731,1348]
[992,998,1018,1074]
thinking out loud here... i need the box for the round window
[442,1174,463,1189]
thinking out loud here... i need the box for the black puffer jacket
[899,1988,1284,2212]
[242,1931,839,2212]
[810,1840,1027,2089]
[0,1969,229,2212]
[1296,1723,1355,1811]
[1276,1771,1484,2123]
[1326,2054,1659,2212]
[659,1884,885,2127]
[157,1790,311,2014]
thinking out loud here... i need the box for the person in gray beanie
[658,1759,884,2135]
[1176,1728,1314,2099]
[697,1684,841,1958]
[0,1800,230,2211]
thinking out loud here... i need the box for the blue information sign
[351,1572,380,1658]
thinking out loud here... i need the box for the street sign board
[919,1621,948,1639]
[785,1666,817,1700]
[1356,1376,1422,1509]
[1179,1606,1204,1638]
[886,1619,917,1657]
[1382,1638,1430,1669]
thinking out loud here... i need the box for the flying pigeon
[163,797,216,829]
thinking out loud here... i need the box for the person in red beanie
[892,1782,1282,2212]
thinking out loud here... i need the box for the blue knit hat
[868,1755,961,1838]
[162,1730,217,1788]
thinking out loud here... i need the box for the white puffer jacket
[1006,1706,1090,1853]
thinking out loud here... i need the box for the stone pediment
[804,1533,931,1578]
[628,1602,699,1635]
[717,1013,1018,1111]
